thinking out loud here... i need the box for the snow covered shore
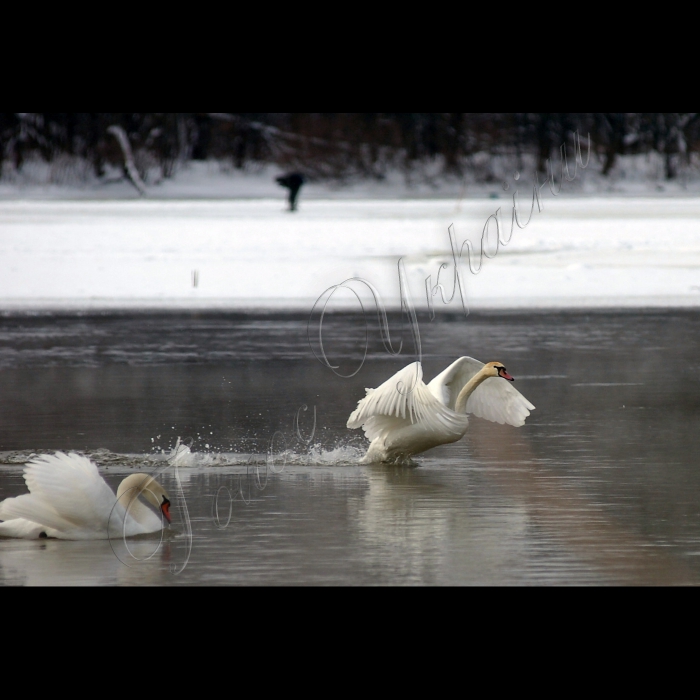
[1,190,699,312]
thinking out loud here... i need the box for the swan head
[117,474,171,524]
[485,361,514,381]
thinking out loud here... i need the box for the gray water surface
[1,309,699,585]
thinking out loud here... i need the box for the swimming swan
[347,357,535,463]
[0,452,171,539]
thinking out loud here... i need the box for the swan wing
[427,356,535,427]
[14,452,119,531]
[466,377,536,427]
[427,356,485,408]
[0,493,83,533]
[359,414,414,443]
[347,362,465,436]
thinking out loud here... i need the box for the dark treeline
[2,113,699,185]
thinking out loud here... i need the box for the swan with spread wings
[347,357,535,463]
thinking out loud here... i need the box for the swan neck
[116,474,161,526]
[455,369,490,413]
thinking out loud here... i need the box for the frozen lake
[1,309,699,585]
[1,193,700,585]
[2,196,700,311]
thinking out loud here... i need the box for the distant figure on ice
[276,172,305,211]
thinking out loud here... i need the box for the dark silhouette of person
[276,172,305,211]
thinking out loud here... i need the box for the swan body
[0,452,171,540]
[347,357,535,463]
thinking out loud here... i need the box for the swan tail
[0,518,52,539]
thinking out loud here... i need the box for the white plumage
[0,452,171,540]
[348,357,535,463]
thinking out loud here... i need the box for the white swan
[0,452,171,540]
[347,357,535,463]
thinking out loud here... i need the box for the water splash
[1,440,367,471]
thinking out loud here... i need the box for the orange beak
[498,368,514,381]
[161,499,172,524]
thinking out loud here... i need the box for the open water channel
[1,309,699,585]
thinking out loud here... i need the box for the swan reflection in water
[0,537,171,586]
[349,463,531,584]
[346,447,700,585]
